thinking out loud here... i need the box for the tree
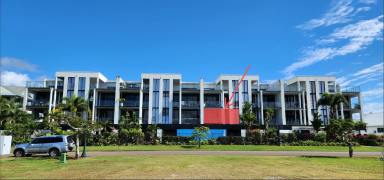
[119,112,144,145]
[263,108,274,130]
[311,112,322,132]
[326,119,355,142]
[354,121,367,134]
[317,93,348,119]
[192,126,209,148]
[240,102,257,134]
[53,96,90,159]
[145,124,158,145]
[0,97,23,129]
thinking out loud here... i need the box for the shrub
[289,140,359,146]
[353,134,381,146]
[161,136,194,145]
[313,132,327,142]
[216,136,244,145]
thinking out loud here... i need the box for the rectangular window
[319,81,325,94]
[232,80,239,108]
[378,128,384,133]
[162,108,169,124]
[78,77,86,98]
[152,79,160,123]
[67,77,75,97]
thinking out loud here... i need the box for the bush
[216,136,244,145]
[313,132,327,142]
[288,140,359,146]
[161,136,194,145]
[353,134,381,146]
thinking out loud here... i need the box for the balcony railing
[98,82,116,89]
[121,83,141,90]
[204,101,222,108]
[97,100,115,107]
[204,84,221,91]
[27,101,49,107]
[181,101,200,108]
[341,86,360,93]
[181,117,200,124]
[260,84,281,92]
[181,84,200,91]
[121,101,140,107]
[284,86,301,92]
[285,102,300,109]
[26,81,55,88]
[263,101,281,108]
[173,101,180,107]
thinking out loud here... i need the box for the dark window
[378,128,384,133]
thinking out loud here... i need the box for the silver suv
[13,135,74,157]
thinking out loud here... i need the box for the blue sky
[0,0,383,113]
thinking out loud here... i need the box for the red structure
[204,65,251,125]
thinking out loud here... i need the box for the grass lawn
[86,145,383,152]
[0,155,382,179]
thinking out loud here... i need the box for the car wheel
[14,149,25,157]
[49,148,60,157]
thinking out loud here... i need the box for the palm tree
[0,97,21,128]
[240,102,257,133]
[264,108,274,130]
[57,96,90,159]
[317,93,348,119]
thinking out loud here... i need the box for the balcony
[204,101,222,108]
[121,101,140,108]
[260,84,281,92]
[98,82,116,89]
[263,101,281,108]
[204,84,221,91]
[27,101,49,107]
[341,86,360,93]
[181,117,200,124]
[27,81,55,88]
[182,101,200,108]
[284,86,301,92]
[173,101,180,107]
[285,102,300,109]
[97,100,115,107]
[181,84,200,91]
[121,82,141,90]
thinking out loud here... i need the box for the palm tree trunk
[75,134,80,159]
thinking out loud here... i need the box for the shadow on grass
[181,145,198,149]
[300,156,340,159]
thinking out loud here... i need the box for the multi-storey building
[23,71,363,136]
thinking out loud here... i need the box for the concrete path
[77,151,383,157]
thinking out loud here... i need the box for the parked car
[13,135,74,157]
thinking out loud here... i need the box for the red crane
[204,65,251,124]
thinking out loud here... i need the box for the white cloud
[296,0,369,30]
[284,15,383,77]
[362,87,384,100]
[338,62,384,87]
[0,57,37,72]
[0,71,30,86]
[363,102,383,114]
[359,0,376,4]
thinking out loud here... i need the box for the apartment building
[22,71,363,136]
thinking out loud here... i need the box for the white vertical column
[63,77,68,98]
[228,80,233,109]
[260,90,264,125]
[315,81,320,114]
[159,78,163,124]
[169,79,173,124]
[53,77,58,108]
[84,77,90,100]
[139,79,143,124]
[179,81,182,124]
[248,80,252,104]
[23,88,28,111]
[305,81,312,125]
[239,79,244,114]
[297,82,303,125]
[48,87,54,113]
[324,81,330,123]
[74,76,79,97]
[220,80,225,107]
[92,88,97,122]
[302,90,307,125]
[113,76,121,124]
[200,79,204,124]
[280,80,286,125]
[148,78,153,124]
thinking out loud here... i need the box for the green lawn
[86,145,383,152]
[0,155,382,179]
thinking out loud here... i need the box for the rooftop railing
[98,82,116,89]
[341,86,360,93]
[121,82,141,90]
[181,84,200,91]
[26,81,56,88]
[260,84,281,92]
